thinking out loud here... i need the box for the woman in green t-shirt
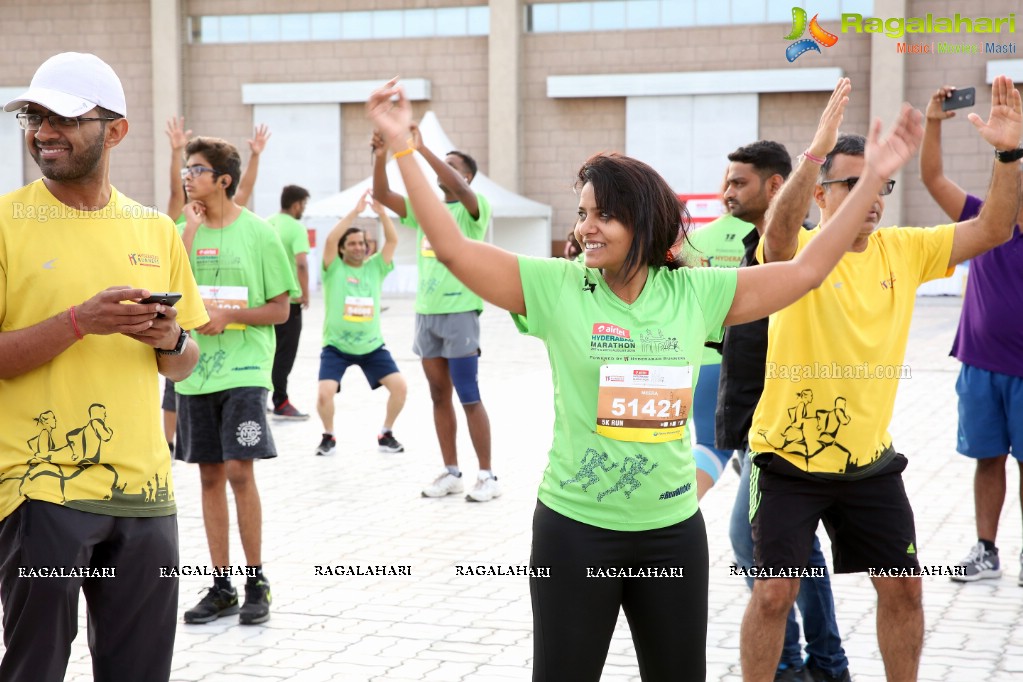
[315,191,407,457]
[367,79,922,680]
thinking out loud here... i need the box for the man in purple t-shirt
[920,84,1023,583]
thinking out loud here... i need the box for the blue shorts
[693,362,734,480]
[956,363,1023,460]
[318,345,400,390]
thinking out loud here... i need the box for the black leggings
[529,501,709,681]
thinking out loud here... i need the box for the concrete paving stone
[419,660,483,681]
[464,666,532,681]
[380,658,442,678]
[216,667,304,680]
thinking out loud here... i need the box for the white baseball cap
[4,52,126,117]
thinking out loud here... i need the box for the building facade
[2,0,1020,253]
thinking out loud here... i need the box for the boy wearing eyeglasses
[739,77,1023,682]
[0,52,207,682]
[173,137,298,627]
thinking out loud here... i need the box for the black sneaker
[804,662,851,682]
[377,432,404,453]
[773,665,805,682]
[316,433,336,456]
[239,578,271,625]
[272,400,310,421]
[183,585,238,624]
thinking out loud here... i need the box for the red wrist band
[69,306,84,340]
[803,150,826,165]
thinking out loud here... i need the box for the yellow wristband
[392,138,416,159]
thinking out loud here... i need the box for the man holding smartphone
[920,84,1023,585]
[0,53,208,681]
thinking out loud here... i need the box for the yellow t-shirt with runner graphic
[0,180,208,520]
[748,224,954,478]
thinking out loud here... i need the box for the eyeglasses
[820,176,896,196]
[16,112,120,131]
[180,165,218,180]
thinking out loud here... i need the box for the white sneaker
[466,475,501,503]
[422,472,464,497]
[950,541,1001,582]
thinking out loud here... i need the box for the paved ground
[8,291,1023,681]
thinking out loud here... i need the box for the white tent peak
[305,111,551,220]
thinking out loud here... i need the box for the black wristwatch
[157,327,189,356]
[994,147,1023,163]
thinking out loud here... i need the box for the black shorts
[175,387,277,463]
[161,378,176,412]
[749,452,919,575]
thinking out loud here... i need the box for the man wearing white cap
[0,52,207,680]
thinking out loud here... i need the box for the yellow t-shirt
[0,180,208,519]
[748,224,955,478]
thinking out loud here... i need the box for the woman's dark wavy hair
[575,153,689,282]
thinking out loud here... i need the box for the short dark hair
[575,152,689,282]
[95,105,123,123]
[820,134,865,180]
[338,227,364,254]
[727,140,792,180]
[446,150,478,181]
[281,185,310,210]
[184,136,242,198]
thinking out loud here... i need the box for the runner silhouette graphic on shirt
[561,448,618,492]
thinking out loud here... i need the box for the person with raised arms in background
[315,190,407,457]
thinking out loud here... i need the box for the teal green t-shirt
[175,209,299,395]
[400,194,491,315]
[322,253,394,356]
[511,258,738,531]
[681,214,754,365]
[266,213,311,303]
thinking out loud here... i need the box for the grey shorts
[413,311,481,359]
[175,387,278,463]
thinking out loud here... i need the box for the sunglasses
[820,176,896,196]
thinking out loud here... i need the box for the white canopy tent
[304,111,552,293]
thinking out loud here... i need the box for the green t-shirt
[175,209,299,395]
[266,212,311,303]
[400,193,491,315]
[512,257,737,531]
[681,214,754,365]
[322,253,394,355]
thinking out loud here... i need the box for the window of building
[188,6,489,44]
[526,0,874,33]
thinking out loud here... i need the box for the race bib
[343,295,374,322]
[198,284,248,331]
[421,235,436,258]
[596,364,692,443]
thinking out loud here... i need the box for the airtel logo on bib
[592,323,630,339]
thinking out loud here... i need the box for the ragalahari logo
[784,7,839,62]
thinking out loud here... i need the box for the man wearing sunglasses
[0,52,208,681]
[739,76,1023,682]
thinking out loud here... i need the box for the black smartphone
[140,292,182,317]
[942,87,976,111]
